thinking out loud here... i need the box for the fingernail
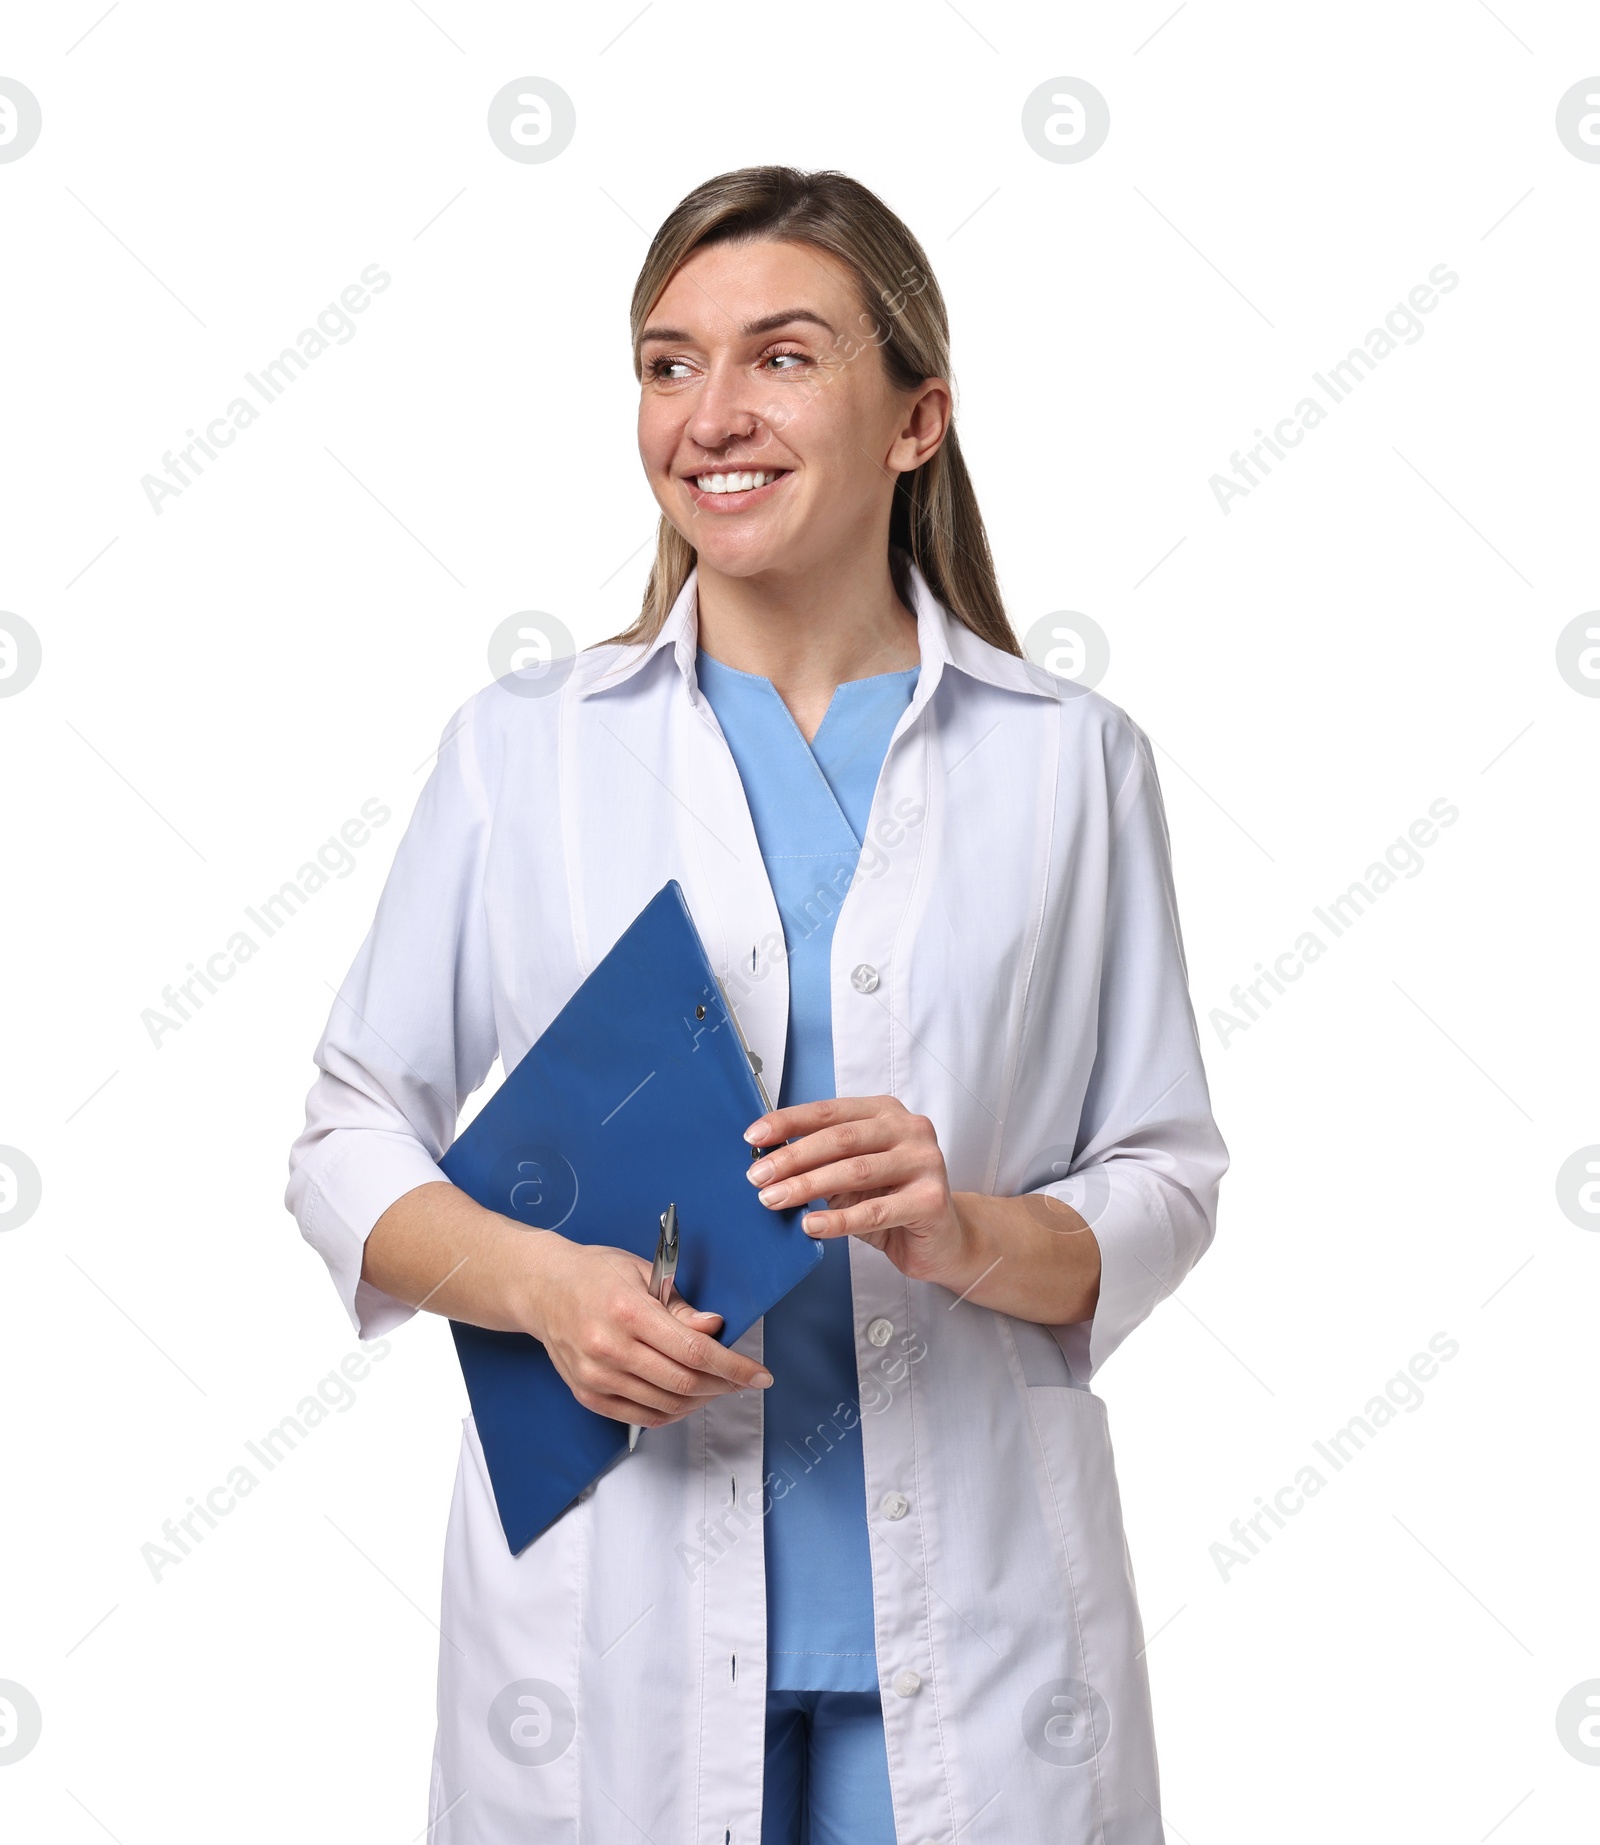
[753,1371,774,1388]
[747,1159,773,1184]
[743,1122,767,1143]
[802,1215,823,1236]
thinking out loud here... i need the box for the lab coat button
[880,1491,909,1520]
[892,1669,922,1698]
[850,963,880,993]
[866,1317,894,1347]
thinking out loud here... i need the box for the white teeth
[694,469,782,494]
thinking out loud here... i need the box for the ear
[888,378,952,474]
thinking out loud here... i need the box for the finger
[621,1338,747,1403]
[753,1147,922,1212]
[800,1191,925,1240]
[744,1096,886,1147]
[813,1190,867,1223]
[668,1300,724,1332]
[609,1355,718,1414]
[580,1336,724,1416]
[796,1205,853,1239]
[582,1387,691,1428]
[641,1308,773,1390]
[745,1118,899,1190]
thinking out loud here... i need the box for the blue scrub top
[695,649,918,1694]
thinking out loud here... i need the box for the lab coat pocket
[439,1415,587,1842]
[1024,1387,1141,1628]
[1022,1385,1160,1812]
[1011,1314,1090,1388]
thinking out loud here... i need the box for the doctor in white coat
[287,165,1228,1844]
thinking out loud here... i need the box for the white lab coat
[286,558,1228,1844]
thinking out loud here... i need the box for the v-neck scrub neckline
[695,648,918,1694]
[694,651,920,845]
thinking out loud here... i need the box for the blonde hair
[606,165,1020,656]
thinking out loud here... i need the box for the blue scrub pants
[760,1690,897,1844]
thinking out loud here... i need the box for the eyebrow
[638,308,840,346]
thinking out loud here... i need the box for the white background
[1,2,1596,1839]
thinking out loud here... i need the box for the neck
[693,551,920,740]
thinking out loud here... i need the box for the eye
[645,355,693,381]
[762,347,810,372]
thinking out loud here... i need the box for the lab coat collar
[576,553,1060,705]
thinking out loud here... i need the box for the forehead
[641,238,861,343]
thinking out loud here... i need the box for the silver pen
[628,1203,679,1452]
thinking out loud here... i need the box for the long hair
[606,165,1020,656]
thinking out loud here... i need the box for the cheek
[637,400,678,473]
[808,382,899,477]
[767,413,857,503]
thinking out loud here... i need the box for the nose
[684,357,776,461]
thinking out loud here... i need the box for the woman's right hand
[517,1233,773,1428]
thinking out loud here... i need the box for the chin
[690,535,798,580]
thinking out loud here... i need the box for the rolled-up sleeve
[285,695,498,1339]
[1038,718,1229,1383]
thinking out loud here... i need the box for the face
[636,238,948,582]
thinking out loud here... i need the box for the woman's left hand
[744,1096,971,1292]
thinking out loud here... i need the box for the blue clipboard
[440,880,822,1556]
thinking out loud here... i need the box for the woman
[287,165,1228,1844]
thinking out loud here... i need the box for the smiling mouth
[684,467,791,509]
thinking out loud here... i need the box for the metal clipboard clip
[715,977,776,1142]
